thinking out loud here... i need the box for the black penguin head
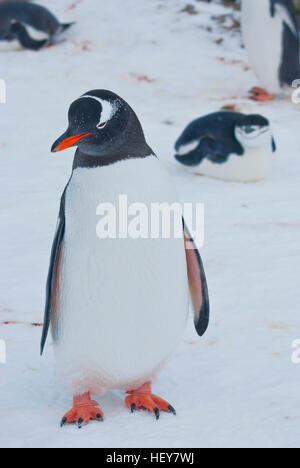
[235,114,271,149]
[51,90,147,157]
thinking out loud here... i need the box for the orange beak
[51,133,92,152]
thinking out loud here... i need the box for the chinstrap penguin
[174,111,276,183]
[0,2,75,50]
[41,90,210,428]
[242,0,300,101]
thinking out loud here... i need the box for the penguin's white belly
[52,157,189,395]
[242,0,283,93]
[193,146,272,182]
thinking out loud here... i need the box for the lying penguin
[0,2,74,50]
[174,111,276,183]
[41,90,210,427]
[242,0,300,101]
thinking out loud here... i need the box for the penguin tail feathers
[60,22,76,33]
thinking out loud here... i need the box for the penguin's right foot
[249,87,275,102]
[60,392,104,429]
[125,382,176,420]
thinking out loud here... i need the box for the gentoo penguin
[41,90,210,428]
[242,0,300,101]
[0,2,74,50]
[174,111,276,183]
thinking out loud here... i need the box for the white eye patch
[237,125,269,136]
[248,126,268,135]
[79,95,118,129]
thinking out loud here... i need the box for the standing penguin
[41,90,209,427]
[0,2,74,50]
[242,0,300,101]
[174,111,276,183]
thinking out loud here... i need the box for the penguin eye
[97,121,107,129]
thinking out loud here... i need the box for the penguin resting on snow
[242,0,300,101]
[0,2,74,50]
[41,90,210,428]
[174,111,276,183]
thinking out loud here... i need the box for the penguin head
[51,90,146,157]
[235,114,272,149]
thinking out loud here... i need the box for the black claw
[96,413,103,421]
[168,405,176,415]
[77,417,84,429]
[60,417,67,427]
[131,403,136,413]
[154,407,160,420]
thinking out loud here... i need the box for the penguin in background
[174,111,276,183]
[242,0,300,101]
[0,2,75,50]
[41,90,210,428]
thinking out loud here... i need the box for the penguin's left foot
[249,87,275,102]
[125,382,176,420]
[60,392,104,429]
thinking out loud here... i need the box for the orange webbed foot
[61,392,104,429]
[249,87,275,102]
[125,382,176,420]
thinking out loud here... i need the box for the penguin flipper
[200,138,234,164]
[183,220,209,337]
[271,1,298,38]
[271,1,300,85]
[41,191,66,355]
[10,22,48,50]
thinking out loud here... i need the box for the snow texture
[0,0,299,449]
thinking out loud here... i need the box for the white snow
[0,0,300,449]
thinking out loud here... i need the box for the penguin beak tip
[51,133,92,153]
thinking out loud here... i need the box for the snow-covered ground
[0,0,300,449]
